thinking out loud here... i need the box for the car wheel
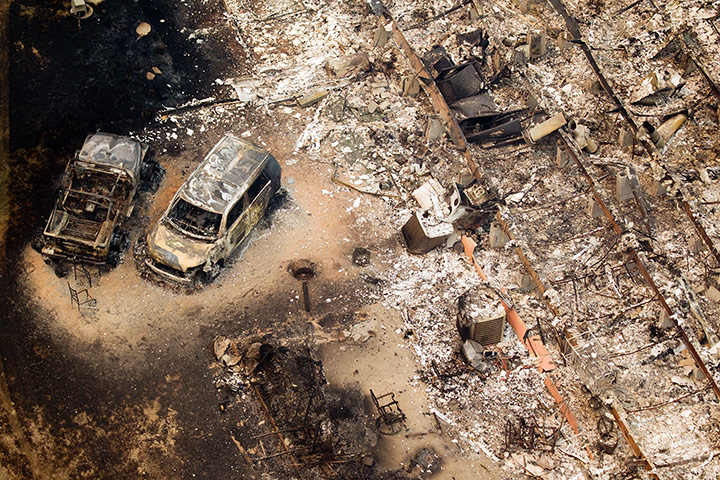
[107,250,122,266]
[194,261,223,287]
[110,230,129,252]
[31,234,45,253]
[53,261,70,278]
[140,161,155,182]
[192,269,209,288]
[140,161,164,192]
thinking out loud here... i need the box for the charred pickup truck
[145,134,281,285]
[41,132,150,265]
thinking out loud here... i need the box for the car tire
[107,250,122,267]
[31,234,45,253]
[53,261,70,278]
[140,161,155,182]
[194,261,223,287]
[110,230,129,252]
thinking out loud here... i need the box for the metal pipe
[302,281,310,312]
[642,121,664,148]
[656,114,687,144]
[528,112,567,142]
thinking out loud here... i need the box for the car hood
[77,132,147,181]
[147,222,215,272]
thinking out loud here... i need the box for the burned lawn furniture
[67,281,97,311]
[41,133,150,265]
[505,416,561,452]
[146,134,281,285]
[370,389,406,435]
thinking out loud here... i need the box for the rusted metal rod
[681,201,720,267]
[609,333,680,358]
[252,384,301,472]
[405,0,472,30]
[550,263,632,286]
[578,296,658,324]
[626,385,711,413]
[546,0,641,134]
[610,405,660,480]
[530,225,608,247]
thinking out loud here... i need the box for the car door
[225,196,248,256]
[242,171,273,235]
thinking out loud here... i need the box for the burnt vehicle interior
[63,168,129,215]
[247,171,271,201]
[166,198,222,240]
[46,165,132,237]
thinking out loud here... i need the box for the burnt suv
[145,134,281,284]
[41,132,150,265]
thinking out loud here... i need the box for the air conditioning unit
[456,286,506,346]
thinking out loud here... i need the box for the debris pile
[212,336,383,479]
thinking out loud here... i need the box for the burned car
[41,132,150,265]
[145,134,281,284]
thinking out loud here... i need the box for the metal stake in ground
[289,260,316,313]
[302,281,310,312]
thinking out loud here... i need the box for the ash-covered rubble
[200,0,720,478]
[211,335,406,479]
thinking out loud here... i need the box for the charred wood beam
[544,0,720,280]
[367,0,481,180]
[610,404,660,480]
[556,130,720,401]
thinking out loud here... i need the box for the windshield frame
[164,198,222,241]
